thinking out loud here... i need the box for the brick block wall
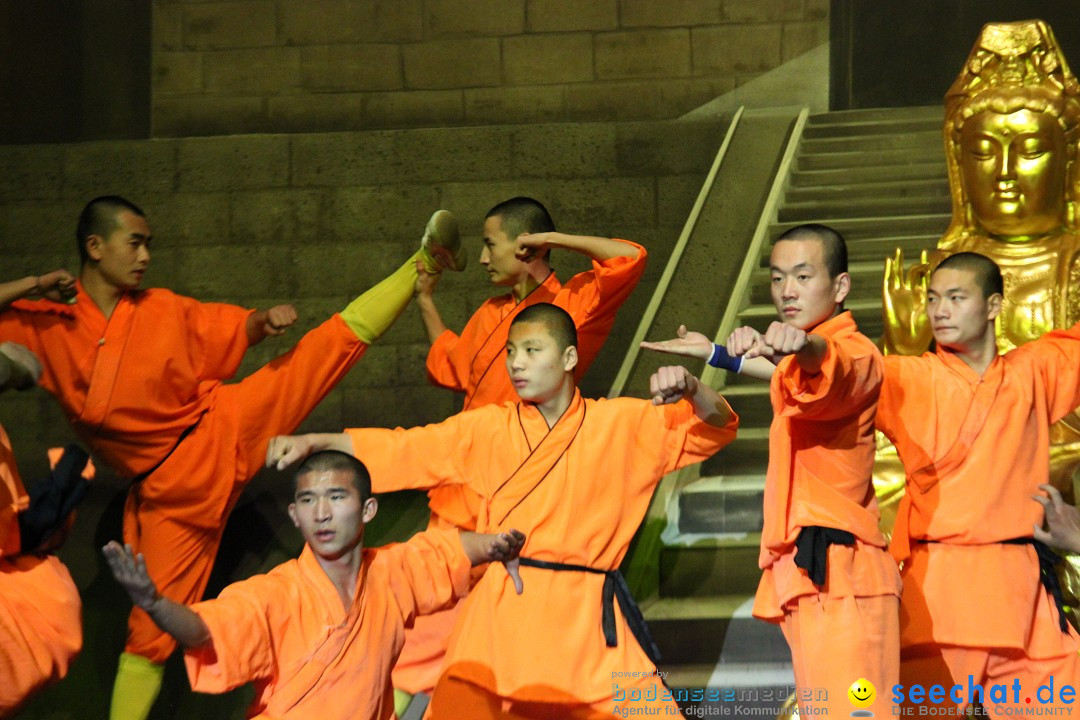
[151,0,826,136]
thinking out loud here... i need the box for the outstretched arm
[102,542,211,648]
[641,325,777,381]
[246,304,299,345]
[515,232,640,263]
[460,529,526,594]
[414,258,449,345]
[0,270,77,309]
[265,433,354,471]
[1033,484,1080,554]
[649,365,732,427]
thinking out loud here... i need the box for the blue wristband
[708,344,743,373]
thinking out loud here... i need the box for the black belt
[131,417,202,485]
[794,526,855,587]
[1003,538,1069,633]
[915,537,1069,633]
[518,557,661,665]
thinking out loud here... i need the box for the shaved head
[485,197,556,241]
[933,252,1003,299]
[774,223,848,279]
[510,303,577,351]
[76,196,146,265]
[294,450,371,500]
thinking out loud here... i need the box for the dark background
[830,0,1080,110]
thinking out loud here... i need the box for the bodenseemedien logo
[849,677,877,717]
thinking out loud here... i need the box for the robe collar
[487,388,586,527]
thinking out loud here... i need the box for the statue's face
[959,109,1067,238]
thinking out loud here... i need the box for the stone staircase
[647,105,951,712]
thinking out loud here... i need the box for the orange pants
[426,674,683,719]
[0,554,82,715]
[901,640,1080,713]
[780,593,899,717]
[123,314,367,662]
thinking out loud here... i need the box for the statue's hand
[882,247,938,355]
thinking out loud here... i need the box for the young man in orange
[103,449,525,720]
[0,340,83,717]
[398,196,647,704]
[267,303,738,719]
[642,224,901,717]
[877,252,1080,713]
[0,196,463,720]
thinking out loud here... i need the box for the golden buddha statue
[883,19,1080,489]
[878,19,1080,617]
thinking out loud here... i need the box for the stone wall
[152,0,827,136]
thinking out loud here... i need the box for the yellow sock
[341,251,426,344]
[109,652,165,720]
[394,688,414,717]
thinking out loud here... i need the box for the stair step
[784,177,949,204]
[678,474,766,534]
[769,213,950,241]
[659,535,763,597]
[807,105,942,125]
[847,233,941,262]
[797,146,951,171]
[644,594,791,665]
[802,116,941,139]
[799,131,941,155]
[720,386,772,428]
[790,161,946,187]
[779,194,951,222]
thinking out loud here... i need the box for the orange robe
[395,241,647,695]
[0,424,82,717]
[0,283,367,662]
[876,323,1080,704]
[752,311,901,717]
[348,389,736,713]
[184,529,470,720]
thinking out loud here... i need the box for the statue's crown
[947,20,1079,104]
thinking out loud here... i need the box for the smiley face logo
[848,678,876,709]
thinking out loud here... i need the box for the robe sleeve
[426,327,468,393]
[560,241,646,369]
[381,529,472,624]
[643,397,738,477]
[0,302,61,374]
[774,333,883,422]
[0,307,36,348]
[875,355,918,439]
[347,409,490,496]
[184,575,280,693]
[1019,321,1080,423]
[176,295,254,382]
